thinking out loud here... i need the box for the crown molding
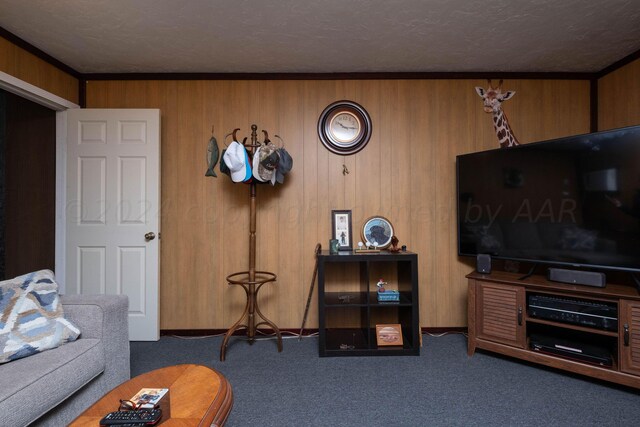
[596,47,640,79]
[0,26,81,79]
[82,71,596,81]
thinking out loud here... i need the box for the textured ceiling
[1,0,639,74]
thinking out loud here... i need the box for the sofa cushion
[0,270,80,364]
[0,337,105,426]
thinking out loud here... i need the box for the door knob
[145,232,156,241]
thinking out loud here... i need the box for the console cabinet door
[476,282,526,348]
[620,300,640,376]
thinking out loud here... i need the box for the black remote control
[99,408,162,426]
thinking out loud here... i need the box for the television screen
[457,125,640,272]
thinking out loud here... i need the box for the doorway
[0,89,56,279]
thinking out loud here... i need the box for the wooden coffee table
[70,364,233,426]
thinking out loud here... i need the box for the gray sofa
[0,294,130,426]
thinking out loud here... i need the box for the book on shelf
[131,388,169,409]
[376,324,403,347]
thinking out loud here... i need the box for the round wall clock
[318,100,372,155]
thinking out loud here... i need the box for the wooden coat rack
[220,124,283,361]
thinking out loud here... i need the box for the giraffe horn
[487,79,493,89]
[498,79,504,89]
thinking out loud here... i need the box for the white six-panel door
[66,109,160,341]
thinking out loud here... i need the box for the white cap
[223,141,251,183]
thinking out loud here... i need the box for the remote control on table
[99,408,162,426]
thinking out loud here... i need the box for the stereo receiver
[527,293,618,331]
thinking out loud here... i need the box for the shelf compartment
[526,291,618,333]
[325,291,368,306]
[370,306,416,349]
[367,328,417,353]
[368,260,415,294]
[324,328,369,352]
[526,323,618,369]
[526,337,619,371]
[324,305,368,336]
[526,316,618,337]
[322,261,367,294]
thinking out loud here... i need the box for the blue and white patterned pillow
[0,270,80,364]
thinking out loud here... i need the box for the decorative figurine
[358,241,364,250]
[475,79,520,149]
[376,278,400,302]
[388,235,400,252]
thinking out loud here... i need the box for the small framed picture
[376,324,403,347]
[361,216,394,249]
[331,210,353,250]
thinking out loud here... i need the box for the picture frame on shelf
[376,324,403,347]
[361,216,394,249]
[331,210,353,250]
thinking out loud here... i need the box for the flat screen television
[456,125,640,273]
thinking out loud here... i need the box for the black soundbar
[548,268,606,288]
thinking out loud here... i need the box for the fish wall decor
[206,126,219,177]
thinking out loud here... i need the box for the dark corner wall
[0,89,56,279]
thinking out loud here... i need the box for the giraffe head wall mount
[475,79,520,148]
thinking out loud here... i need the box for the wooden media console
[467,270,640,389]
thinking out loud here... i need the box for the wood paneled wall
[0,36,79,104]
[86,78,590,329]
[598,58,640,130]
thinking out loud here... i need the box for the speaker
[476,254,491,274]
[547,268,606,288]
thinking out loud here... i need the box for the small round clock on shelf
[317,100,372,155]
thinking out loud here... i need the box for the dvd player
[530,333,613,367]
[527,294,618,331]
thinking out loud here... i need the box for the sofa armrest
[61,294,131,387]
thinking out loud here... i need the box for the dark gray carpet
[130,334,640,426]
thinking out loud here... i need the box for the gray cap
[272,147,293,185]
[219,148,231,176]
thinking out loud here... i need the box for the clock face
[329,112,361,143]
[318,101,372,155]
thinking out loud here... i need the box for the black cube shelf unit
[317,250,420,356]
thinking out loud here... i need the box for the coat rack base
[219,270,283,361]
